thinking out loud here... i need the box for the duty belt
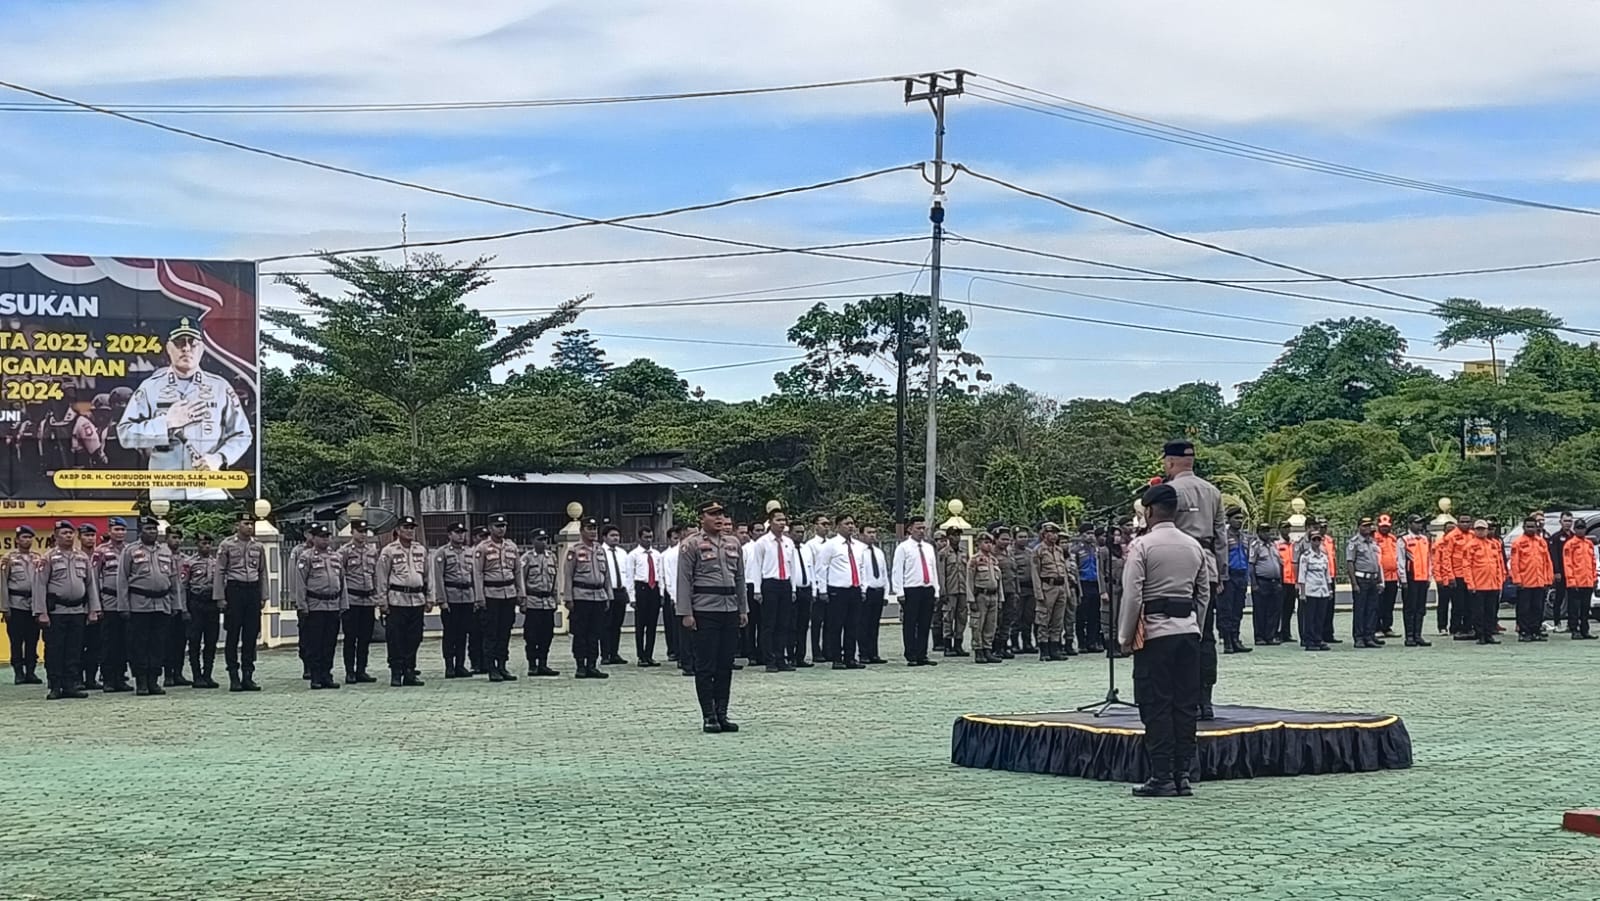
[387,585,424,594]
[8,588,30,598]
[46,593,86,610]
[129,585,170,599]
[1041,576,1065,585]
[574,581,605,590]
[305,590,341,601]
[529,589,554,598]
[444,580,473,590]
[1143,597,1197,619]
[100,587,117,596]
[692,585,737,596]
[1355,571,1380,581]
[482,578,514,588]
[347,588,374,598]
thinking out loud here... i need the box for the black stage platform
[951,705,1412,782]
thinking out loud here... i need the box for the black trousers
[1299,595,1330,647]
[791,587,812,664]
[603,588,629,659]
[1567,585,1593,635]
[810,591,827,658]
[740,586,760,661]
[301,609,341,680]
[485,597,517,666]
[45,610,86,691]
[1323,586,1336,641]
[1401,581,1430,638]
[635,583,663,661]
[127,611,167,682]
[1548,582,1567,623]
[1278,584,1296,642]
[1436,580,1455,633]
[662,594,680,658]
[1251,579,1282,643]
[523,608,555,664]
[759,578,794,667]
[1515,586,1545,637]
[689,609,739,717]
[824,586,862,664]
[7,607,40,671]
[385,605,424,673]
[98,612,127,684]
[1474,589,1500,638]
[1219,576,1247,637]
[223,581,263,673]
[1351,578,1381,641]
[1378,580,1400,633]
[188,599,220,675]
[1077,580,1102,649]
[1015,592,1035,647]
[441,602,476,667]
[466,605,486,671]
[1133,633,1201,778]
[901,586,935,663]
[570,600,606,663]
[164,611,188,674]
[860,587,886,660]
[342,606,377,674]
[1199,585,1217,688]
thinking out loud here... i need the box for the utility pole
[904,70,964,536]
[895,292,907,532]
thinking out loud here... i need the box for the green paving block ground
[4,613,1600,900]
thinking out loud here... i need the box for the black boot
[702,716,722,734]
[22,665,42,685]
[228,669,244,692]
[1233,634,1252,653]
[1062,640,1078,658]
[135,674,151,696]
[1039,642,1052,662]
[1199,685,1216,720]
[1132,778,1178,798]
[496,662,517,681]
[534,658,560,677]
[1174,772,1194,796]
[716,703,739,733]
[390,670,404,687]
[402,670,425,686]
[588,662,610,679]
[147,674,166,696]
[168,666,191,687]
[241,670,262,692]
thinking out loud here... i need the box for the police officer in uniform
[467,525,491,674]
[991,526,1020,660]
[938,529,970,657]
[1010,528,1037,654]
[432,522,478,679]
[473,514,523,682]
[967,532,1005,664]
[1117,483,1209,798]
[1031,523,1072,661]
[215,511,266,692]
[118,516,178,696]
[519,529,560,676]
[34,521,101,700]
[3,526,43,685]
[294,524,345,689]
[565,517,612,679]
[677,501,748,734]
[340,520,380,683]
[87,521,122,692]
[377,517,429,686]
[1161,439,1227,720]
[184,532,221,688]
[161,526,193,687]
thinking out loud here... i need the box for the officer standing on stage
[377,517,429,686]
[340,520,380,684]
[473,514,523,682]
[214,511,266,692]
[1161,439,1227,720]
[432,523,477,679]
[565,517,612,680]
[967,532,1005,664]
[184,532,220,688]
[34,521,101,700]
[118,516,178,697]
[677,501,747,734]
[1030,523,1071,661]
[1117,482,1209,798]
[519,529,560,677]
[161,527,192,687]
[294,524,345,689]
[4,526,43,685]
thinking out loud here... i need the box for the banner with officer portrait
[0,253,259,501]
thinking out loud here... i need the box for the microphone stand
[1077,499,1139,717]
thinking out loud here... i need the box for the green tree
[1217,460,1310,528]
[1436,297,1564,380]
[265,253,586,534]
[1130,382,1230,443]
[606,359,688,402]
[550,328,611,383]
[1233,317,1433,433]
[1259,420,1409,496]
[775,294,986,400]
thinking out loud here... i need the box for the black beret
[15,525,33,537]
[1162,439,1195,457]
[1142,483,1179,508]
[78,523,97,533]
[54,520,73,530]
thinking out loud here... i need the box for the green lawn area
[4,614,1599,900]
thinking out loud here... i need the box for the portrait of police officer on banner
[114,318,253,501]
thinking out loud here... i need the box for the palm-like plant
[1218,460,1312,528]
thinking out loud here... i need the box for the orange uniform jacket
[1510,534,1553,589]
[1276,540,1296,585]
[1375,533,1401,581]
[1563,537,1597,590]
[1462,536,1503,593]
[1322,535,1336,580]
[1402,533,1431,583]
[1432,531,1456,584]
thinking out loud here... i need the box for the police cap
[581,517,598,528]
[978,531,995,543]
[697,500,727,516]
[1409,514,1424,524]
[1040,522,1061,534]
[993,526,1012,537]
[1576,519,1590,532]
[532,528,549,541]
[236,511,254,523]
[1279,520,1292,528]
[53,520,73,531]
[15,525,33,537]
[350,519,369,533]
[139,516,159,528]
[448,522,467,534]
[1161,439,1195,458]
[1359,517,1374,527]
[108,516,127,528]
[1255,522,1272,532]
[397,516,417,529]
[489,514,508,527]
[169,317,202,342]
[1142,483,1179,509]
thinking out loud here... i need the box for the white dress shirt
[625,544,664,603]
[814,534,870,590]
[861,544,888,591]
[750,531,800,584]
[805,535,831,594]
[893,537,941,594]
[794,542,813,590]
[602,543,626,591]
[661,545,680,600]
[742,539,759,590]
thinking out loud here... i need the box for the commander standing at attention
[1117,482,1209,799]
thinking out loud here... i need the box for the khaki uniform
[1031,541,1073,646]
[939,545,970,647]
[967,552,1005,653]
[376,539,429,679]
[565,540,612,667]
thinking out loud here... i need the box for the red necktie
[847,541,860,587]
[777,539,787,580]
[919,542,931,583]
[646,552,656,587]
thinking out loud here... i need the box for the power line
[0,75,903,114]
[967,74,1600,218]
[0,76,924,268]
[679,354,805,375]
[984,353,1275,365]
[588,331,789,349]
[954,164,1600,340]
[261,237,925,275]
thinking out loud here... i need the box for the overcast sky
[4,0,1599,401]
